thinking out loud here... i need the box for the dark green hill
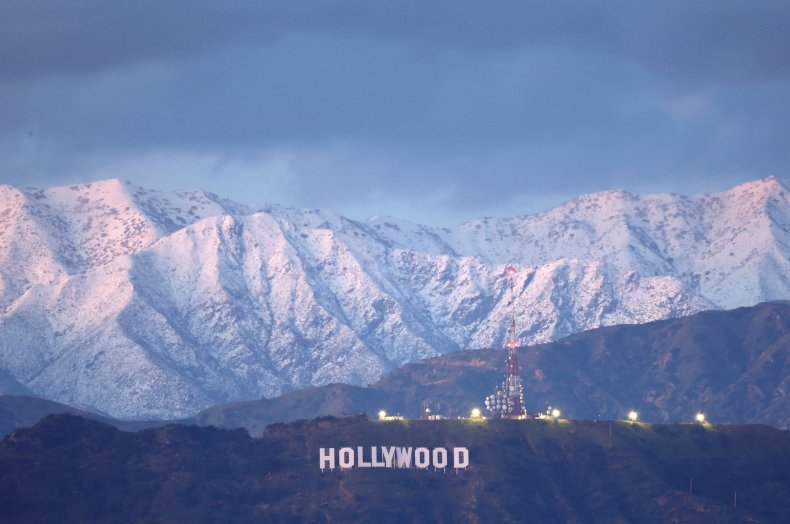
[0,395,93,437]
[372,300,790,426]
[189,383,398,437]
[181,301,790,434]
[0,395,165,437]
[3,301,790,438]
[2,414,790,523]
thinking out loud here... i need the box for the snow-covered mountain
[1,177,788,418]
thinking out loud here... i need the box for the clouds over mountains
[2,2,789,224]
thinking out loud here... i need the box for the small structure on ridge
[484,266,526,419]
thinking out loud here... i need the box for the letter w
[396,447,412,468]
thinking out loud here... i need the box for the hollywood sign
[319,446,469,471]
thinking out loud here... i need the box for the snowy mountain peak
[723,174,787,195]
[1,177,789,418]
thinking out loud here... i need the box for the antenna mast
[484,265,525,418]
[504,266,524,417]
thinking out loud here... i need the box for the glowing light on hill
[378,410,387,420]
[551,408,561,418]
[470,408,482,419]
[695,412,705,423]
[628,410,638,422]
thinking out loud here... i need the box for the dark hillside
[373,301,790,426]
[0,395,165,437]
[182,301,790,433]
[2,414,790,523]
[3,302,790,438]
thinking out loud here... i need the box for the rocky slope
[0,177,788,418]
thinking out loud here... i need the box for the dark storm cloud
[5,1,788,82]
[0,1,263,80]
[1,1,789,224]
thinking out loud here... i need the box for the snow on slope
[440,176,790,308]
[0,177,788,418]
[0,179,249,307]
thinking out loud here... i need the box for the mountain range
[0,176,789,419]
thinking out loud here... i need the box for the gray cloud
[1,1,788,224]
[5,1,788,83]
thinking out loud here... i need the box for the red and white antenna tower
[484,265,525,418]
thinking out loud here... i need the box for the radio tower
[484,265,526,418]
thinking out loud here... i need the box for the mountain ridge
[1,177,789,418]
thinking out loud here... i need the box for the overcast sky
[1,1,788,225]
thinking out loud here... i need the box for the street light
[378,410,387,420]
[695,412,705,423]
[628,410,639,422]
[470,408,482,419]
[551,408,561,418]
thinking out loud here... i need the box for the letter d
[454,447,469,469]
